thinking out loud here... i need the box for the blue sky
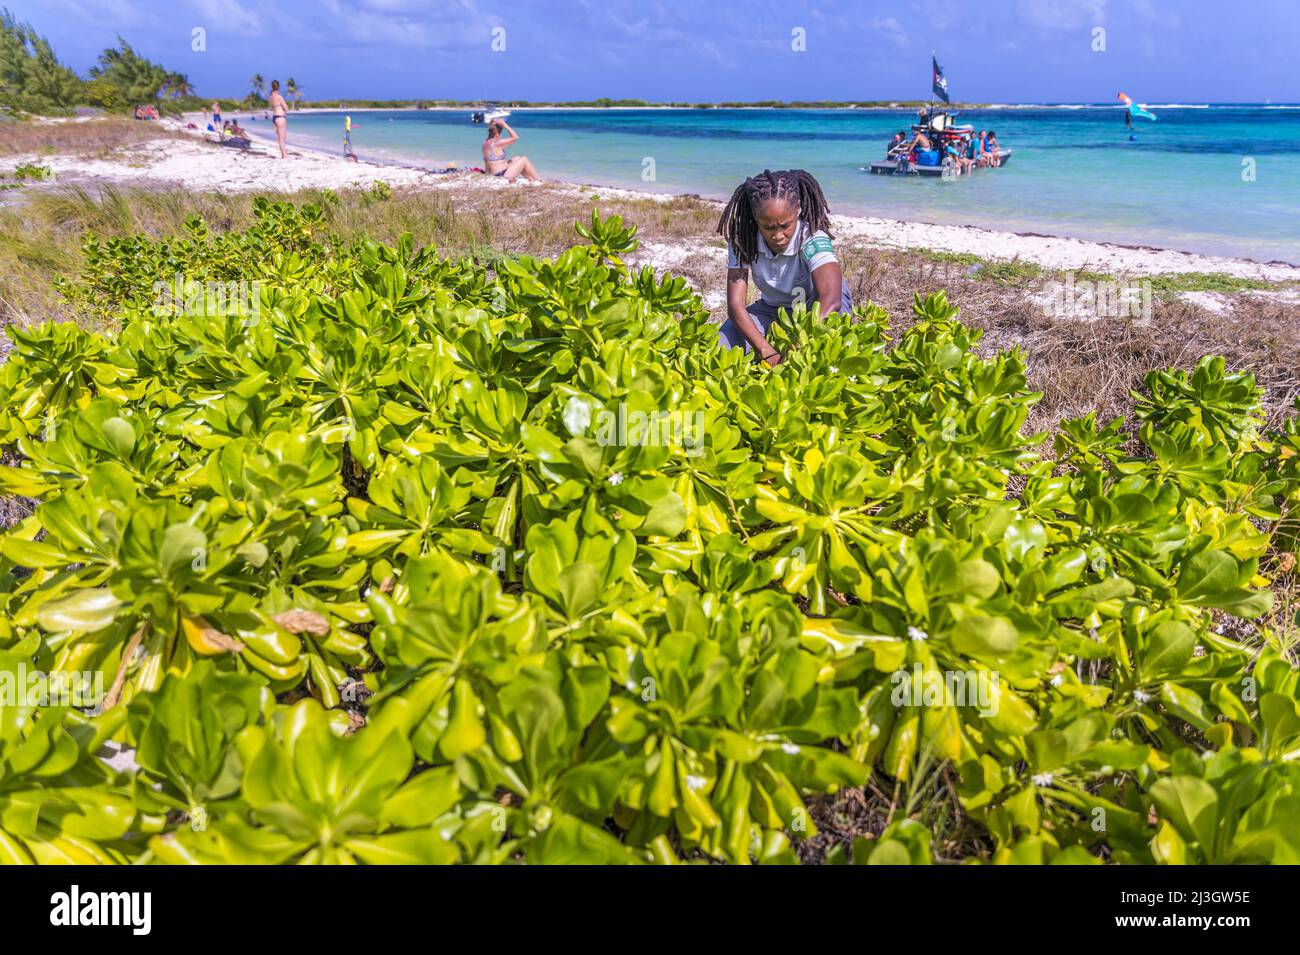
[7,0,1297,103]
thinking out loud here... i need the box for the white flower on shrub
[1032,772,1054,787]
[907,626,928,642]
[1133,689,1152,704]
[685,774,707,791]
[781,742,800,755]
[607,470,624,486]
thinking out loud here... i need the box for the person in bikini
[482,120,542,183]
[268,79,289,159]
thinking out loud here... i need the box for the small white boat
[470,106,511,124]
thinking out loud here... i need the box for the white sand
[5,115,1299,285]
[829,216,1300,282]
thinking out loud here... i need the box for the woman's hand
[759,347,782,367]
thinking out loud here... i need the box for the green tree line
[1,9,216,115]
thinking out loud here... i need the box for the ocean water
[244,106,1300,264]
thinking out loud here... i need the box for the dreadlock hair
[716,169,833,266]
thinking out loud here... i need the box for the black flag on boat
[932,55,949,103]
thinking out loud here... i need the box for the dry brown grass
[0,116,181,159]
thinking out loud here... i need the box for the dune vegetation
[0,198,1297,863]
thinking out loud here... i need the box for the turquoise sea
[245,106,1300,264]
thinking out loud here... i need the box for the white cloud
[910,0,965,32]
[1015,0,1107,30]
[189,0,260,32]
[304,0,492,48]
[1131,0,1181,30]
[869,16,909,49]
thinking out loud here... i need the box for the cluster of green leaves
[10,162,51,181]
[0,10,82,113]
[0,200,1297,865]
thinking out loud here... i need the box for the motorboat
[470,105,511,124]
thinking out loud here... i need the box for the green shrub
[0,203,1297,864]
[12,162,50,181]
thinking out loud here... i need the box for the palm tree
[0,13,81,109]
[285,77,302,109]
[91,37,170,105]
[249,73,264,101]
[161,71,194,100]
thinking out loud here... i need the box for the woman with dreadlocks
[717,169,851,365]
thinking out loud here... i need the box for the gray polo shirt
[727,220,839,307]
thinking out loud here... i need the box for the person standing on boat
[716,169,852,366]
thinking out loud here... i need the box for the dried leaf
[273,609,331,636]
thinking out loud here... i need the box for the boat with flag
[866,55,1012,177]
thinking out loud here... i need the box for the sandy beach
[7,114,1300,288]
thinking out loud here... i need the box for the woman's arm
[497,122,520,146]
[810,262,844,320]
[727,268,780,366]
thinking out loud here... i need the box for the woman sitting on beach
[268,79,289,159]
[482,121,542,183]
[717,169,852,366]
